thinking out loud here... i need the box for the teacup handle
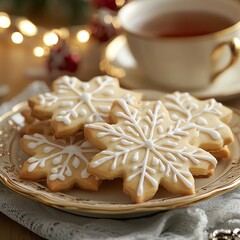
[212,37,240,82]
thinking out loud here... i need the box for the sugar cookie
[29,75,142,138]
[161,92,233,151]
[20,133,100,192]
[85,100,217,203]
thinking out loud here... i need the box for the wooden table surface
[0,38,102,239]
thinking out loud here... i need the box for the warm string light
[43,31,59,46]
[0,12,11,28]
[0,12,106,58]
[76,30,90,43]
[11,32,23,44]
[33,47,44,57]
[17,19,38,37]
[33,46,50,57]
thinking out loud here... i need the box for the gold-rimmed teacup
[119,0,240,91]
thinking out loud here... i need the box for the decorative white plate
[100,35,240,101]
[0,102,240,218]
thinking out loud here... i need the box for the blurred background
[0,0,127,101]
[0,0,91,27]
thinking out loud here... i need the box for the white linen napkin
[0,81,239,240]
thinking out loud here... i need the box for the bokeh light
[33,46,45,57]
[0,12,11,28]
[17,19,38,37]
[77,30,90,43]
[43,31,59,46]
[11,32,23,44]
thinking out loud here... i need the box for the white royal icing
[87,100,217,197]
[163,92,224,140]
[38,75,138,125]
[23,133,99,181]
[79,109,87,117]
[103,89,114,96]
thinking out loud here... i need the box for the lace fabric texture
[0,82,240,240]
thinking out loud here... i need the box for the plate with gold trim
[0,101,240,218]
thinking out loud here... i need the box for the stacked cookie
[19,75,234,203]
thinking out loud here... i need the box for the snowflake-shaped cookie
[20,133,100,192]
[84,100,217,203]
[29,75,142,138]
[161,92,233,151]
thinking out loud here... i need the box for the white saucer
[101,35,240,101]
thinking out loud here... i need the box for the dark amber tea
[139,11,234,37]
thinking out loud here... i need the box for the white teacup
[119,0,240,91]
